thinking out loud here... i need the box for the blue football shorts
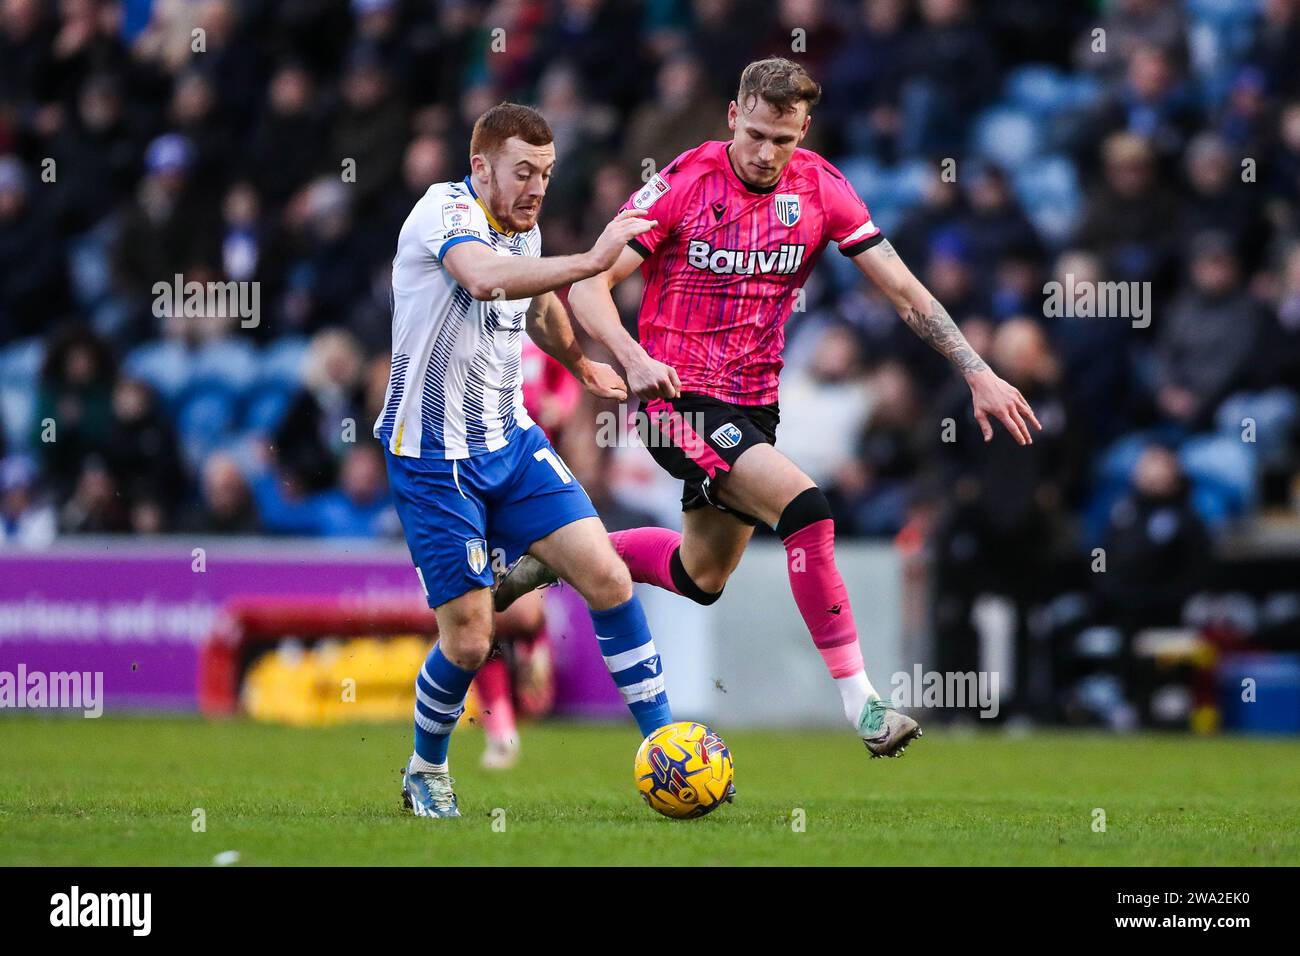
[384,424,597,609]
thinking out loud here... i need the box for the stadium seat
[837,157,885,204]
[1061,73,1103,113]
[1083,427,1245,543]
[836,157,932,241]
[1187,0,1259,17]
[1181,434,1258,527]
[1261,591,1300,633]
[970,107,1041,168]
[1218,652,1300,732]
[1012,154,1083,246]
[1003,64,1071,119]
[1070,673,1130,724]
[65,219,118,310]
[1075,626,1124,659]
[0,338,44,386]
[893,159,933,205]
[1216,388,1300,468]
[1187,0,1261,101]
[1095,432,1153,488]
[241,386,296,434]
[192,338,260,397]
[1185,591,1260,634]
[260,337,310,387]
[0,387,34,452]
[1187,0,1261,33]
[176,384,240,468]
[124,340,193,406]
[0,340,45,451]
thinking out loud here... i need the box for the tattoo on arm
[901,297,989,375]
[877,238,899,259]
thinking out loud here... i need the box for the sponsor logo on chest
[687,238,806,275]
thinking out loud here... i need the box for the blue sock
[590,596,673,737]
[413,643,477,764]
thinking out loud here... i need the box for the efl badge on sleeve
[442,201,472,229]
[632,174,670,211]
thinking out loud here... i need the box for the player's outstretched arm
[525,291,628,400]
[854,238,1042,445]
[568,245,681,400]
[442,210,656,301]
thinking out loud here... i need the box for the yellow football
[634,720,735,819]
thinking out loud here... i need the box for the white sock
[409,752,447,774]
[835,671,878,728]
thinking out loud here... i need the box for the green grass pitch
[1,716,1298,866]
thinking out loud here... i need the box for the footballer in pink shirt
[498,57,1041,758]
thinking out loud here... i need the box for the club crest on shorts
[711,422,743,449]
[465,538,488,574]
[774,193,801,227]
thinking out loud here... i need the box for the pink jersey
[620,141,882,405]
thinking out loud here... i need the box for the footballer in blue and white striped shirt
[373,103,674,818]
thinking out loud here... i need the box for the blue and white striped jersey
[374,176,539,459]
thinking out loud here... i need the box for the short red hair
[469,102,553,160]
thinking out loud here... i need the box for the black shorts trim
[638,393,779,526]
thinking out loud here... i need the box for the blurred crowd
[2,0,1300,673]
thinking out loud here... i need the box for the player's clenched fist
[623,351,681,401]
[577,359,629,401]
[588,208,657,272]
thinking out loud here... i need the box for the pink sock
[609,527,682,594]
[474,657,516,741]
[782,519,865,678]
